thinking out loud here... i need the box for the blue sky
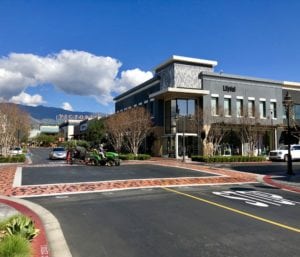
[0,0,300,113]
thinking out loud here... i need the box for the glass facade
[165,99,196,134]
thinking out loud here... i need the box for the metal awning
[149,87,210,99]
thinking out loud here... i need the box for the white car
[9,147,23,155]
[269,144,300,161]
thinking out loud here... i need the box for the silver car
[49,147,67,160]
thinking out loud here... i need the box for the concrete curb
[0,196,72,257]
[263,175,300,193]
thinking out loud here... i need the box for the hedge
[0,154,26,163]
[191,155,266,163]
[119,154,151,160]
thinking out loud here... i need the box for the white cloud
[116,68,153,94]
[9,92,46,106]
[0,50,153,106]
[61,102,73,111]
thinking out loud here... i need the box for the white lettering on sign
[212,190,297,208]
[41,245,49,257]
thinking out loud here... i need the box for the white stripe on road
[13,167,22,187]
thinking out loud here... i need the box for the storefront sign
[223,85,236,92]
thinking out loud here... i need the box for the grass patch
[0,235,31,257]
[0,214,39,257]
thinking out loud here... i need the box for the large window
[294,104,300,120]
[259,101,266,118]
[248,100,255,118]
[165,99,196,134]
[211,97,219,116]
[236,99,243,117]
[224,98,232,116]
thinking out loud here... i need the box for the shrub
[0,154,26,163]
[5,215,39,241]
[0,235,31,257]
[119,153,151,160]
[191,155,266,163]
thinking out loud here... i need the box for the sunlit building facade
[114,56,300,158]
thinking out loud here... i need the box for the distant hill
[14,104,104,125]
[18,105,94,120]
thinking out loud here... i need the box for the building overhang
[283,81,300,90]
[154,55,218,72]
[149,87,210,100]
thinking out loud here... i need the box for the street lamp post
[182,115,186,162]
[283,92,294,176]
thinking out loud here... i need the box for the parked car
[49,147,67,160]
[9,147,23,155]
[268,144,300,161]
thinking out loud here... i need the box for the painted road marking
[13,167,22,187]
[162,187,300,233]
[213,190,298,207]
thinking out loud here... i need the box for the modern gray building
[114,55,300,158]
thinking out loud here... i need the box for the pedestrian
[99,144,105,159]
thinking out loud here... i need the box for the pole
[286,105,294,175]
[183,116,186,162]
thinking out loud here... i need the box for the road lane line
[162,187,300,233]
[13,167,22,187]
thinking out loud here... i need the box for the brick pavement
[0,160,258,197]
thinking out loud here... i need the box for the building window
[294,104,300,120]
[259,101,266,118]
[224,98,232,116]
[270,102,277,119]
[165,99,196,134]
[248,100,255,118]
[236,99,243,117]
[211,97,219,116]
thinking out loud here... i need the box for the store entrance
[177,134,198,158]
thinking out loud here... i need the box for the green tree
[85,118,105,144]
[35,133,57,146]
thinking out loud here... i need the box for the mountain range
[17,104,104,125]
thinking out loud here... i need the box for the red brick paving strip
[1,161,257,197]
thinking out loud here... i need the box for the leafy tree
[35,133,57,147]
[85,118,105,144]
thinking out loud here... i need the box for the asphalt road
[30,184,300,257]
[228,162,300,175]
[22,164,216,185]
[27,148,300,257]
